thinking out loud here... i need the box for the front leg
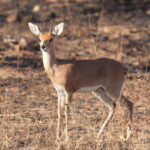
[64,93,72,144]
[57,94,63,139]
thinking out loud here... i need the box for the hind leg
[92,88,116,137]
[120,95,133,121]
[120,95,133,140]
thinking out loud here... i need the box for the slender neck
[41,43,57,74]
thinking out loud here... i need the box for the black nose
[41,45,46,49]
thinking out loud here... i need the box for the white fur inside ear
[52,22,64,36]
[28,22,41,35]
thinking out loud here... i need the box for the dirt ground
[0,0,150,150]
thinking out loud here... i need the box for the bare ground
[0,0,150,150]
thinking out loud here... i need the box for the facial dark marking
[48,38,53,42]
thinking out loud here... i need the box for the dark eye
[48,38,53,42]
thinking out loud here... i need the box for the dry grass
[0,58,149,150]
[0,0,150,149]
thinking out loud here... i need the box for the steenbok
[28,22,133,142]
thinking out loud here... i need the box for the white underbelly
[77,85,101,93]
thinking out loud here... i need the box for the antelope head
[28,22,64,53]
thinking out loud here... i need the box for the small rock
[19,37,27,49]
[6,10,18,23]
[33,5,40,12]
[146,9,150,16]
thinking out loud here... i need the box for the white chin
[41,48,47,52]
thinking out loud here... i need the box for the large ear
[52,22,64,36]
[28,22,41,35]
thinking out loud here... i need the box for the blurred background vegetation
[0,0,149,150]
